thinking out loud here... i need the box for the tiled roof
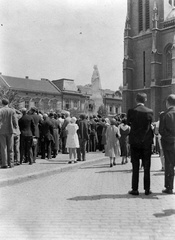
[0,75,60,94]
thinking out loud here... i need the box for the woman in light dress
[66,117,79,164]
[105,118,121,167]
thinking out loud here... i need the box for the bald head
[166,94,175,108]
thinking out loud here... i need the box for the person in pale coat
[105,118,121,167]
[66,117,79,164]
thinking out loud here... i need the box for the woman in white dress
[66,117,79,163]
[105,118,121,167]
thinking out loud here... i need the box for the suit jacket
[18,114,35,137]
[40,118,54,141]
[31,113,42,138]
[127,104,153,147]
[77,119,89,140]
[159,106,175,149]
[0,106,17,134]
[61,117,71,137]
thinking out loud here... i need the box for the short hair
[20,107,27,114]
[136,93,147,104]
[110,118,116,125]
[166,94,175,106]
[2,98,9,105]
[79,114,86,120]
[122,117,127,125]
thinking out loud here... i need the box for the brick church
[122,0,175,121]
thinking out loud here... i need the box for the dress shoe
[128,190,139,195]
[29,162,33,165]
[1,166,8,169]
[68,161,72,164]
[113,162,116,166]
[162,189,173,194]
[77,159,81,161]
[145,190,152,195]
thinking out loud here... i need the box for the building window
[110,106,112,113]
[74,100,78,108]
[169,0,175,7]
[166,46,172,79]
[34,101,39,108]
[138,0,143,32]
[25,100,29,109]
[116,107,118,114]
[50,101,57,110]
[145,0,150,30]
[65,99,70,110]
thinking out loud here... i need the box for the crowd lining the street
[0,92,175,196]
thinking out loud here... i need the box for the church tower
[122,0,175,120]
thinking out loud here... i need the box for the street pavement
[0,152,108,187]
[0,153,175,240]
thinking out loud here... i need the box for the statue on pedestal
[90,65,103,114]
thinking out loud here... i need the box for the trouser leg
[0,134,8,167]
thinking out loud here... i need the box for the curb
[0,157,108,188]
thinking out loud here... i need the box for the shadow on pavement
[39,162,67,165]
[96,169,132,174]
[154,209,175,218]
[80,164,111,169]
[67,193,165,201]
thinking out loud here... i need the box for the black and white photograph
[0,0,175,239]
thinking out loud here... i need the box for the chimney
[25,76,29,79]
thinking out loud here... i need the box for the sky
[0,0,127,90]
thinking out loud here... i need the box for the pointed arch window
[138,0,143,32]
[165,45,172,79]
[145,0,150,30]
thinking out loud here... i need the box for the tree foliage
[0,87,22,109]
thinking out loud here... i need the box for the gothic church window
[165,45,172,79]
[145,0,150,30]
[138,0,143,32]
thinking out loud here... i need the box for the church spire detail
[152,1,159,29]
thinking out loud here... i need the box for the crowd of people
[0,92,175,196]
[0,98,130,168]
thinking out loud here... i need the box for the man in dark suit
[159,94,175,194]
[18,108,35,165]
[29,107,42,162]
[77,114,89,161]
[60,112,71,154]
[127,93,154,195]
[0,98,17,168]
[40,114,54,160]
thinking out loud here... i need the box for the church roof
[0,75,61,94]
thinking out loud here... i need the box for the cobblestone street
[0,154,175,240]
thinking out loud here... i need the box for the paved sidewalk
[0,152,108,187]
[1,153,174,240]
